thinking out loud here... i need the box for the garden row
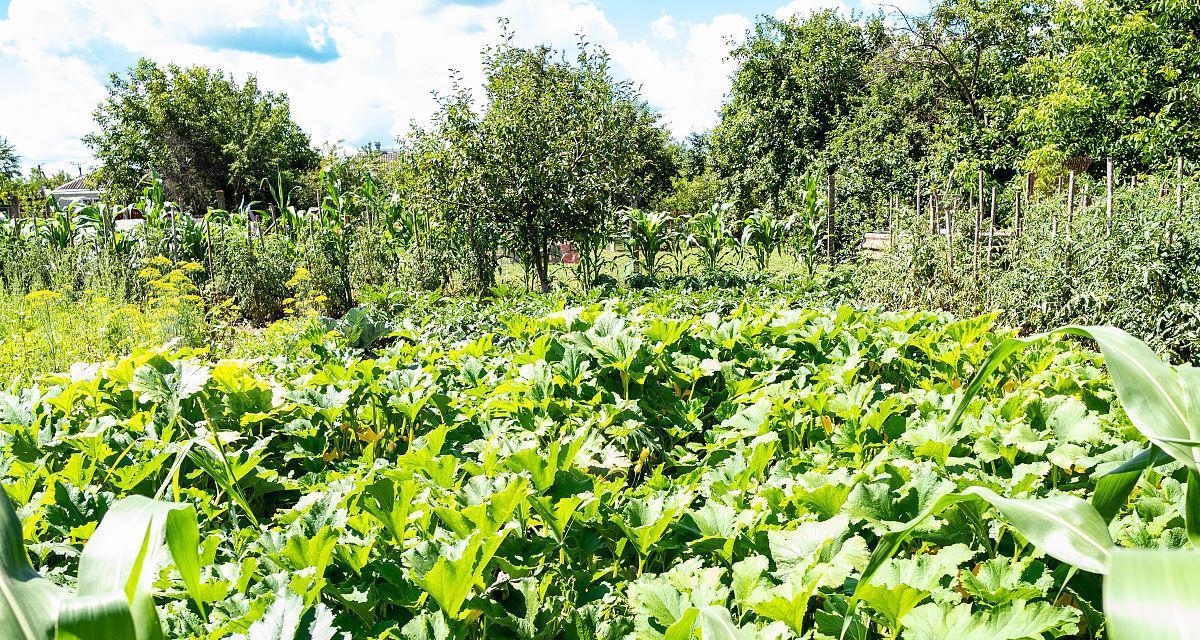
[1,296,1192,638]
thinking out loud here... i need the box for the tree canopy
[85,58,318,213]
[0,137,19,182]
[396,30,675,292]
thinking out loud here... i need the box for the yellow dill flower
[24,289,62,305]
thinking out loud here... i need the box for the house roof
[52,175,92,192]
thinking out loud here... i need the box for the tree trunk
[534,242,551,293]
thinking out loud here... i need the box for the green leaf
[662,608,698,640]
[76,495,205,640]
[0,486,63,640]
[696,606,754,640]
[53,594,136,640]
[951,326,1200,474]
[901,600,1076,640]
[413,530,509,620]
[858,485,1113,596]
[1092,445,1167,523]
[1105,549,1200,640]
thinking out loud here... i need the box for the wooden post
[1177,156,1185,217]
[915,178,922,233]
[1026,172,1035,202]
[826,171,835,260]
[973,170,983,277]
[945,193,954,274]
[204,215,213,274]
[1066,170,1075,243]
[1014,192,1022,238]
[928,191,936,234]
[987,185,997,265]
[1106,157,1114,235]
[888,195,895,242]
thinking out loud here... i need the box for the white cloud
[0,0,924,173]
[2,0,723,173]
[609,13,750,136]
[650,14,678,41]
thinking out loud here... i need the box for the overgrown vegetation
[1,1,1199,638]
[0,296,1189,639]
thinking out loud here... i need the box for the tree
[709,10,886,211]
[481,33,675,291]
[1016,0,1200,172]
[399,30,674,293]
[0,137,18,181]
[85,58,318,213]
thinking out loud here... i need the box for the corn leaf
[75,495,205,640]
[53,594,136,640]
[1105,549,1200,640]
[0,487,64,640]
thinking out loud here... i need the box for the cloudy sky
[0,0,927,174]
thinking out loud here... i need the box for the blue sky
[0,0,925,173]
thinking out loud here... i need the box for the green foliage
[1016,0,1200,168]
[394,28,674,293]
[85,58,318,213]
[0,136,19,181]
[0,289,1182,639]
[710,10,885,211]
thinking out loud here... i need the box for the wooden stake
[826,172,835,260]
[1014,192,1022,238]
[928,191,936,234]
[987,185,996,265]
[204,215,213,274]
[1066,170,1075,243]
[973,170,983,277]
[1106,157,1114,235]
[946,193,954,274]
[915,178,922,233]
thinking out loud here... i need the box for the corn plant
[787,171,825,278]
[0,487,203,640]
[740,207,784,271]
[623,208,671,277]
[687,202,734,271]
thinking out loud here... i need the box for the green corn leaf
[1105,549,1200,640]
[0,487,64,640]
[75,495,205,640]
[1186,470,1200,549]
[858,485,1113,594]
[53,594,136,640]
[1092,445,1167,522]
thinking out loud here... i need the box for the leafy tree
[85,58,319,213]
[0,136,19,181]
[710,10,886,211]
[396,76,501,292]
[1016,0,1200,172]
[398,30,673,293]
[479,33,674,291]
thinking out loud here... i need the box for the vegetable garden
[1,292,1197,639]
[2,0,1200,637]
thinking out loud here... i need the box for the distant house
[48,174,102,209]
[357,146,403,164]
